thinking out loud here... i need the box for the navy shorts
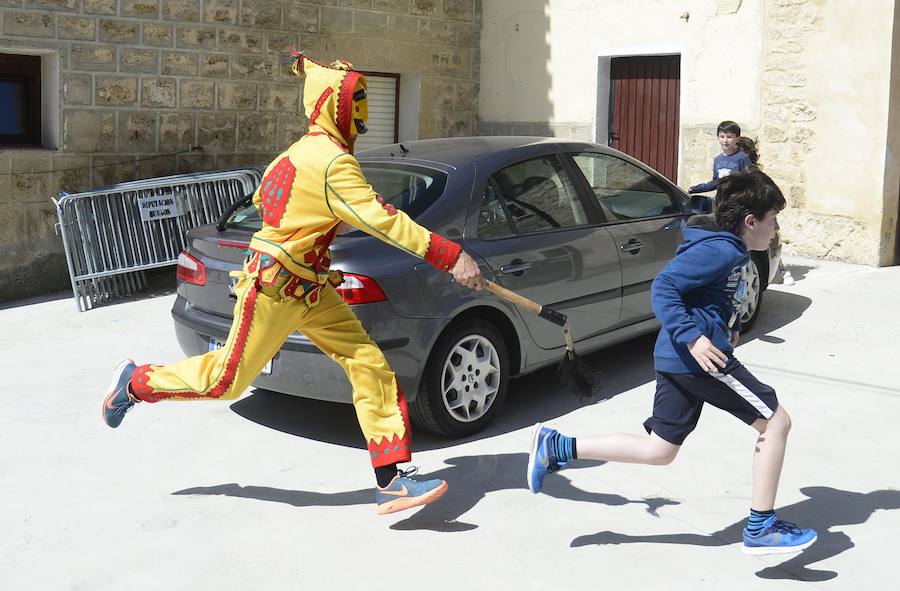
[643,358,779,445]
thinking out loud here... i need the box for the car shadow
[570,486,900,582]
[172,452,680,533]
[230,289,812,452]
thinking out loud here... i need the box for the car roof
[356,136,607,168]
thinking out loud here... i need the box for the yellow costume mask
[352,79,369,137]
[290,50,369,146]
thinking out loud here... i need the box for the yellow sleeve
[324,153,461,271]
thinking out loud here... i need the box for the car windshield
[226,162,448,231]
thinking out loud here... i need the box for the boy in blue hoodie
[527,171,817,555]
[689,120,753,194]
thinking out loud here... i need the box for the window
[571,152,679,221]
[478,155,588,238]
[477,181,514,239]
[228,162,446,231]
[0,54,41,147]
[354,72,400,152]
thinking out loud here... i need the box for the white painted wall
[481,0,765,135]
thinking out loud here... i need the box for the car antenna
[399,143,409,156]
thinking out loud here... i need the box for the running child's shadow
[570,486,900,582]
[172,452,679,533]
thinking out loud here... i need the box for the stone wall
[759,0,889,265]
[0,0,481,301]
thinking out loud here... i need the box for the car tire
[409,320,509,438]
[739,252,769,331]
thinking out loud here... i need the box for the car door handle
[500,261,533,276]
[620,239,645,254]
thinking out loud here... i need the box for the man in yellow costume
[101,50,484,515]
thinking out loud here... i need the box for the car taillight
[176,251,206,285]
[336,273,386,305]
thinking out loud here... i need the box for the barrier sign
[138,193,179,222]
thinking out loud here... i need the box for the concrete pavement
[1,257,898,590]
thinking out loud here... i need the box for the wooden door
[609,55,680,183]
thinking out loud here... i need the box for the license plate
[209,338,272,375]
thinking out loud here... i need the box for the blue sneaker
[375,467,447,515]
[101,360,138,428]
[742,515,817,555]
[527,422,566,494]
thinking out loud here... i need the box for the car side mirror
[689,195,713,214]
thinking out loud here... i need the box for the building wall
[479,0,764,154]
[0,0,481,301]
[761,0,896,265]
[479,0,899,266]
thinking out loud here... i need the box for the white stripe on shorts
[710,371,775,420]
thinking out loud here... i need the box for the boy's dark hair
[736,136,759,165]
[717,120,741,136]
[714,171,786,235]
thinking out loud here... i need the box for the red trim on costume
[309,87,334,125]
[336,71,362,142]
[259,157,295,228]
[368,385,413,468]
[424,233,462,272]
[306,130,348,152]
[130,364,157,402]
[315,226,338,247]
[129,283,260,402]
[374,195,398,215]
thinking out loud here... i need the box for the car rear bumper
[170,295,433,403]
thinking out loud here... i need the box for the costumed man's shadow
[172,453,679,533]
[570,486,900,582]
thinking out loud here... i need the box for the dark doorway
[609,55,680,183]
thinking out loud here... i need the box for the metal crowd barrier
[53,168,262,311]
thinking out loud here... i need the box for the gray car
[171,137,781,438]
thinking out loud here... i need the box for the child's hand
[688,336,728,372]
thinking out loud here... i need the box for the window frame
[564,151,684,226]
[0,53,42,147]
[475,153,599,240]
[359,70,400,144]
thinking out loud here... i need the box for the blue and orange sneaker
[375,467,448,515]
[527,422,566,494]
[742,515,817,555]
[101,359,138,428]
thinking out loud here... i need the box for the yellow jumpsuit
[130,53,461,468]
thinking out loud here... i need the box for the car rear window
[227,162,447,231]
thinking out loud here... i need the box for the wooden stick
[485,280,542,315]
[485,280,568,327]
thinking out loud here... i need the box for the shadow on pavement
[781,263,816,282]
[0,267,178,312]
[230,290,812,452]
[172,452,680,533]
[570,486,900,582]
[0,290,72,311]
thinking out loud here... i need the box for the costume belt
[233,252,343,308]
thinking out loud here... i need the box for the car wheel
[739,253,768,330]
[409,320,509,438]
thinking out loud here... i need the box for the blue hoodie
[689,150,752,193]
[651,217,750,374]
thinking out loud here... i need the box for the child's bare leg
[576,432,680,465]
[750,405,792,510]
[527,425,680,494]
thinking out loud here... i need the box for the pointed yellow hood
[290,50,366,146]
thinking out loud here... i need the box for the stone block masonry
[0,0,482,300]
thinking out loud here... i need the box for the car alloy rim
[740,260,761,324]
[440,334,502,423]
